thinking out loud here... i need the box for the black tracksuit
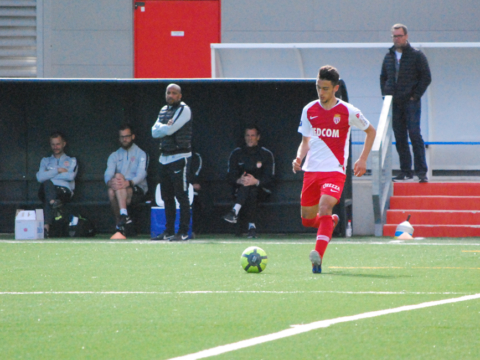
[227,145,275,223]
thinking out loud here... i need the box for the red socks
[315,215,333,258]
[301,215,320,228]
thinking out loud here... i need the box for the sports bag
[68,214,96,237]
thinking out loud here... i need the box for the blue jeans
[392,99,428,176]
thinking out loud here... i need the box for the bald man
[151,84,193,241]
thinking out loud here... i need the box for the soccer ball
[241,246,268,273]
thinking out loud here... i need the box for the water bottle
[346,220,352,238]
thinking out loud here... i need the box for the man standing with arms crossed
[381,23,431,183]
[293,65,376,273]
[151,83,192,241]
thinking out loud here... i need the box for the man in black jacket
[151,84,192,241]
[380,23,431,183]
[223,124,275,238]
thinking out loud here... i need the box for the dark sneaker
[332,214,339,230]
[392,173,414,182]
[247,227,257,239]
[418,175,429,183]
[151,232,174,241]
[117,214,132,227]
[223,209,238,224]
[309,250,322,274]
[171,232,189,241]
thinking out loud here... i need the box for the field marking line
[462,250,480,252]
[166,293,480,360]
[330,266,480,270]
[2,240,480,246]
[0,291,472,296]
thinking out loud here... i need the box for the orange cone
[110,231,126,240]
[396,232,413,240]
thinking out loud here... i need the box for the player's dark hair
[392,23,408,35]
[119,122,134,134]
[50,131,66,141]
[245,124,261,136]
[318,65,340,86]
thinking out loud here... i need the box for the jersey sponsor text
[312,128,340,138]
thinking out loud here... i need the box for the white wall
[41,0,133,78]
[222,0,480,43]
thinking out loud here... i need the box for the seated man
[36,132,78,238]
[223,124,275,238]
[104,123,148,235]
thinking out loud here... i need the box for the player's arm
[152,106,191,138]
[227,149,243,186]
[354,124,376,177]
[53,157,78,181]
[130,152,148,186]
[36,158,57,183]
[292,136,310,173]
[104,153,116,186]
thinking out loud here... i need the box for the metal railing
[371,96,393,236]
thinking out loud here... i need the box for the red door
[134,0,220,78]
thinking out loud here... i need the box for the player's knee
[318,204,334,216]
[107,188,116,200]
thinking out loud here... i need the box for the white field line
[1,240,480,246]
[166,293,480,360]
[0,290,473,296]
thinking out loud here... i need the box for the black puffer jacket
[380,43,431,103]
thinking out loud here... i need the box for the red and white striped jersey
[298,99,370,174]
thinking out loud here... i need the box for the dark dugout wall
[0,79,351,235]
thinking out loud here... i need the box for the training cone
[396,232,414,240]
[110,231,126,240]
[394,214,414,239]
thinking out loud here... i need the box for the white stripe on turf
[1,240,480,245]
[0,290,473,295]
[166,293,480,360]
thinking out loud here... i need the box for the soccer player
[293,65,376,273]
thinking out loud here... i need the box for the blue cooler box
[150,207,192,239]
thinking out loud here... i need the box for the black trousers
[392,99,428,176]
[235,185,259,223]
[159,157,191,234]
[38,181,72,225]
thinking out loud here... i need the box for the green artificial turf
[0,235,479,359]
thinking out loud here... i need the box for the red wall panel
[134,0,220,78]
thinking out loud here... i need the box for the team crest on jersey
[131,156,136,162]
[333,114,341,124]
[256,161,262,168]
[64,161,69,167]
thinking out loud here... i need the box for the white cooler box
[15,209,44,240]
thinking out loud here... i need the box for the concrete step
[386,209,480,225]
[389,196,480,211]
[393,182,480,196]
[383,224,480,238]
